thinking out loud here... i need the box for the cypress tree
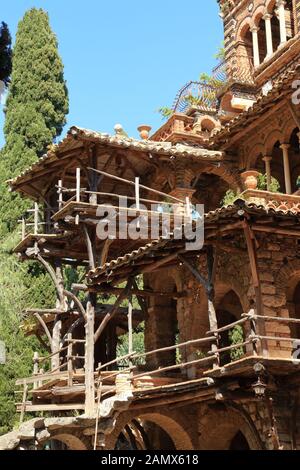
[0,8,69,233]
[0,9,68,433]
[0,22,12,87]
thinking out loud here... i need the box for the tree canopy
[0,8,68,434]
[0,22,12,87]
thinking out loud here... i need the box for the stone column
[276,0,287,44]
[251,27,260,68]
[264,13,274,57]
[280,143,292,194]
[263,156,273,190]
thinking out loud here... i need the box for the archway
[288,128,300,193]
[216,290,245,365]
[41,433,88,450]
[115,420,176,450]
[199,407,262,450]
[108,411,194,450]
[229,431,251,450]
[257,16,267,63]
[239,22,254,71]
[286,273,300,344]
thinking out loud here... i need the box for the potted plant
[241,170,260,190]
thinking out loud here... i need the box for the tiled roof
[87,200,300,283]
[8,126,223,188]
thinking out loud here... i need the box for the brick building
[1,0,300,450]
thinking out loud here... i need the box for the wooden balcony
[15,312,300,418]
[241,189,300,215]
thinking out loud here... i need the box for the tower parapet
[217,0,300,113]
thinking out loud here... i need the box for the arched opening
[240,25,254,70]
[216,290,245,366]
[292,282,300,340]
[199,408,262,450]
[288,127,300,193]
[269,140,284,192]
[287,276,300,343]
[257,16,267,63]
[144,274,179,369]
[271,13,281,51]
[42,434,87,450]
[229,431,251,450]
[192,173,230,212]
[115,420,176,450]
[44,439,68,451]
[286,0,295,39]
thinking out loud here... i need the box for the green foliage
[0,232,55,434]
[214,41,225,61]
[221,189,244,206]
[0,22,12,86]
[157,106,173,120]
[0,8,68,434]
[117,323,145,366]
[228,325,245,362]
[257,173,280,193]
[0,8,68,235]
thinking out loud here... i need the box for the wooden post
[249,309,258,357]
[128,296,133,373]
[34,203,39,235]
[186,197,192,222]
[52,262,65,370]
[85,296,95,417]
[243,221,268,357]
[76,168,81,202]
[33,352,39,390]
[93,364,103,451]
[76,167,81,225]
[38,369,44,388]
[19,380,28,425]
[67,333,73,387]
[135,178,140,210]
[22,218,26,240]
[58,179,63,210]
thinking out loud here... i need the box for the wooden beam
[72,283,185,299]
[85,296,96,417]
[94,280,133,343]
[243,221,267,357]
[83,224,96,270]
[252,224,300,237]
[178,254,208,289]
[141,251,183,274]
[99,239,113,266]
[16,403,85,412]
[34,313,53,350]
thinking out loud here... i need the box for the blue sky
[0,0,223,145]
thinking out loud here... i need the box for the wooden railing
[15,311,300,420]
[242,189,300,214]
[18,204,54,240]
[56,167,195,222]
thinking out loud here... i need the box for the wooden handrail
[206,315,250,335]
[87,167,185,204]
[132,336,215,361]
